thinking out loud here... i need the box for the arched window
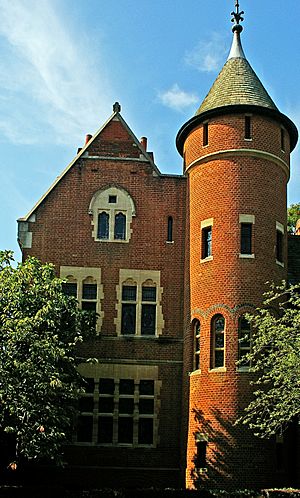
[98,212,109,240]
[167,216,173,242]
[211,315,225,369]
[89,186,136,243]
[114,212,126,240]
[194,320,201,370]
[238,316,251,367]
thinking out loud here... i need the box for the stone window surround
[60,266,104,333]
[115,269,164,337]
[76,363,161,447]
[88,186,136,243]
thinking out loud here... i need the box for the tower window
[240,223,252,254]
[202,226,212,259]
[195,440,207,469]
[211,314,225,369]
[203,122,209,146]
[238,316,251,368]
[245,115,252,140]
[281,128,285,152]
[167,216,173,242]
[194,320,201,370]
[276,230,283,263]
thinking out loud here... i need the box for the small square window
[122,285,137,301]
[119,379,135,395]
[62,282,77,297]
[139,380,154,395]
[109,195,117,203]
[142,286,156,302]
[99,378,115,395]
[82,283,97,300]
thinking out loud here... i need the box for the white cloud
[185,32,228,73]
[158,84,198,112]
[0,0,113,145]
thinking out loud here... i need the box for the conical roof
[196,48,278,114]
[176,15,298,155]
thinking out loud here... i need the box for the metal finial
[231,0,244,32]
[113,102,121,113]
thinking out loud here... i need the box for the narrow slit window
[241,223,252,254]
[167,216,173,242]
[202,226,212,259]
[245,116,252,139]
[203,122,208,146]
[194,320,201,370]
[276,230,283,263]
[211,315,225,369]
[281,128,285,151]
[238,316,251,367]
[195,440,207,469]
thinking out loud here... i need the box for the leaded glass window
[114,212,126,240]
[98,212,109,239]
[211,315,225,368]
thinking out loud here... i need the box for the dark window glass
[82,284,97,299]
[241,223,252,254]
[114,213,126,240]
[77,415,93,442]
[98,212,109,239]
[121,303,136,334]
[119,398,134,414]
[214,350,224,368]
[99,397,114,413]
[99,378,115,395]
[79,396,94,413]
[119,379,134,395]
[109,195,117,203]
[98,416,113,443]
[139,380,154,395]
[139,399,154,414]
[277,230,283,262]
[81,301,96,312]
[195,441,207,468]
[194,320,201,370]
[138,418,153,444]
[203,122,208,146]
[84,378,95,394]
[202,227,212,258]
[212,315,225,368]
[142,286,156,302]
[122,285,137,301]
[118,417,133,443]
[141,304,156,335]
[62,282,77,297]
[281,128,285,151]
[167,216,173,242]
[245,116,252,139]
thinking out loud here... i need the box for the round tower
[177,3,298,490]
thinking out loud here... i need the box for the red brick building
[17,6,299,491]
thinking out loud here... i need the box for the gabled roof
[18,105,161,222]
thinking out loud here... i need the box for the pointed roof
[196,31,277,115]
[176,7,298,155]
[18,104,161,222]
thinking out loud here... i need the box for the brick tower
[177,3,298,489]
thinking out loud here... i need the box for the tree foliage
[287,203,300,233]
[0,251,95,468]
[237,282,300,438]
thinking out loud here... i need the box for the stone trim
[186,148,290,178]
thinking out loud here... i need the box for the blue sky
[1,0,300,261]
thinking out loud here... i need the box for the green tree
[237,282,300,438]
[287,203,300,233]
[0,251,95,469]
